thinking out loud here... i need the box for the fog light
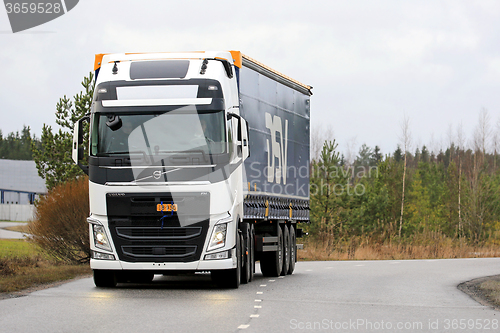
[204,250,230,260]
[92,251,115,260]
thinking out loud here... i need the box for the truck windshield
[95,109,226,156]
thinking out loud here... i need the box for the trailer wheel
[288,224,296,275]
[241,224,252,284]
[260,225,283,277]
[281,224,290,276]
[93,270,117,288]
[211,231,241,288]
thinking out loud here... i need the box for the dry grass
[298,236,500,261]
[0,263,90,293]
[0,239,90,293]
[479,279,500,307]
[4,225,30,233]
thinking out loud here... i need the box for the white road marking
[238,324,249,329]
[250,314,260,318]
[260,284,267,287]
[254,305,262,308]
[279,276,285,278]
[355,264,365,266]
[255,299,262,302]
[256,292,263,294]
[269,279,276,282]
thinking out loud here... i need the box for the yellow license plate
[157,203,178,212]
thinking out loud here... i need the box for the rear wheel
[281,225,290,276]
[212,231,241,288]
[93,270,117,288]
[287,224,296,275]
[260,225,283,277]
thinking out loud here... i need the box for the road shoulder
[0,274,92,301]
[458,274,500,311]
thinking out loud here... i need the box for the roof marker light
[112,61,119,75]
[98,88,107,94]
[208,86,218,91]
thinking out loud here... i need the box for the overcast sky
[1,0,499,158]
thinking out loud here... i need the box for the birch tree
[398,115,411,238]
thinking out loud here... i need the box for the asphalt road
[1,259,500,333]
[0,222,27,239]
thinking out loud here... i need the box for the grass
[0,239,34,258]
[479,279,500,308]
[4,225,30,233]
[0,239,90,293]
[298,235,500,261]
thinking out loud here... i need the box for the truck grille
[116,227,202,240]
[106,192,210,263]
[122,245,197,258]
[109,218,209,263]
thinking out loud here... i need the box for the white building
[0,159,46,221]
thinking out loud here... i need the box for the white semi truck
[72,51,311,288]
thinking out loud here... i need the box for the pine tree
[32,73,94,189]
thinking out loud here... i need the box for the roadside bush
[29,177,90,263]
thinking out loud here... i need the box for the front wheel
[93,270,117,288]
[241,224,252,284]
[211,232,241,288]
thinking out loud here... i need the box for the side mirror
[227,112,249,160]
[72,115,90,174]
[240,117,250,160]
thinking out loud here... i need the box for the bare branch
[473,108,492,154]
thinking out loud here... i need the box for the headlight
[93,224,112,252]
[207,223,227,252]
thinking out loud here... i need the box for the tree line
[0,125,40,160]
[309,113,500,246]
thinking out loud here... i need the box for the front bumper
[90,250,236,271]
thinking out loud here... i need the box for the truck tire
[288,224,296,275]
[93,269,117,288]
[281,224,290,276]
[249,223,255,282]
[211,232,241,288]
[260,225,283,277]
[241,224,251,284]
